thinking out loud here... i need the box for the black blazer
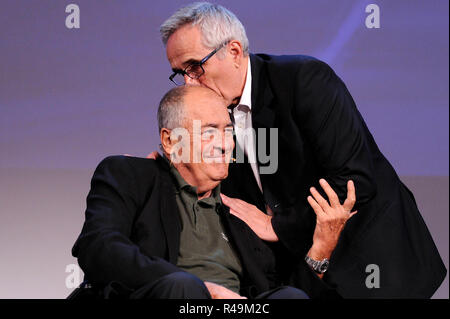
[221,53,446,298]
[72,155,332,298]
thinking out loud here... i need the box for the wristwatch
[305,255,330,274]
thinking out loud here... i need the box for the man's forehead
[166,25,209,68]
[184,89,228,117]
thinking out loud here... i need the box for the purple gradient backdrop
[0,0,448,298]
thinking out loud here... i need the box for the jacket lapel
[219,204,275,295]
[158,159,182,264]
[249,54,282,212]
[250,54,276,131]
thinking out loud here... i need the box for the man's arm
[272,59,377,257]
[221,179,357,272]
[72,156,180,289]
[306,179,357,278]
[294,59,376,204]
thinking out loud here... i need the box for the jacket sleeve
[272,59,377,258]
[71,156,181,290]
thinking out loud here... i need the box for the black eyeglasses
[169,41,229,86]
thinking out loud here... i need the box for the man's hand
[204,281,247,299]
[146,151,160,159]
[220,194,278,242]
[123,151,160,159]
[307,179,357,261]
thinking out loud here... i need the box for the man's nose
[184,74,200,85]
[224,134,235,152]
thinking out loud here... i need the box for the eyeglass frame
[169,41,230,86]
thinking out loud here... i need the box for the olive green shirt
[170,165,243,293]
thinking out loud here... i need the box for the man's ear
[160,128,173,155]
[228,40,244,67]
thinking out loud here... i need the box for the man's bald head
[158,85,234,194]
[157,85,226,133]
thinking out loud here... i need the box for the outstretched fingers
[319,179,341,208]
[343,180,356,213]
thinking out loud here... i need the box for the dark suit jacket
[220,53,446,298]
[72,155,333,299]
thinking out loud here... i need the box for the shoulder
[88,155,175,204]
[253,53,317,65]
[92,155,165,193]
[95,155,160,177]
[251,54,336,91]
[253,53,330,70]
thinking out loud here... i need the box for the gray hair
[160,2,249,56]
[157,86,187,133]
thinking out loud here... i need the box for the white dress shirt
[231,58,263,193]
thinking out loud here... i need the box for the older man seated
[71,86,353,299]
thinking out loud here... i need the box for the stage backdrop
[0,0,448,298]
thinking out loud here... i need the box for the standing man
[159,2,446,298]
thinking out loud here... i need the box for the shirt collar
[168,158,222,207]
[238,58,252,110]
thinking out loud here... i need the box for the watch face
[319,260,329,272]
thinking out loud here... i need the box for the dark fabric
[255,286,309,299]
[130,272,212,299]
[72,155,333,299]
[221,53,447,298]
